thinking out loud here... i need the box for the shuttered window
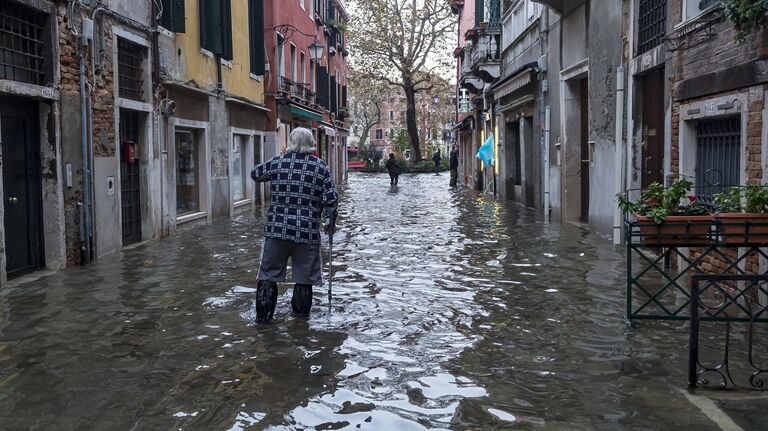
[317,66,329,109]
[199,0,233,60]
[330,75,337,114]
[160,0,186,33]
[248,0,265,75]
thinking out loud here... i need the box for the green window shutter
[221,0,233,60]
[199,0,231,59]
[475,0,484,26]
[172,0,186,32]
[160,0,185,32]
[248,0,265,75]
[199,0,215,52]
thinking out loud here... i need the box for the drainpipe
[541,9,551,222]
[613,65,626,245]
[544,105,551,222]
[79,34,93,263]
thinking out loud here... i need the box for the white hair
[287,127,316,154]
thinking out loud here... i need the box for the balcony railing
[278,76,317,106]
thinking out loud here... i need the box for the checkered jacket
[251,152,338,244]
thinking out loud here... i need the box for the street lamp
[308,38,324,61]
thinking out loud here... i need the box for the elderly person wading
[250,128,338,322]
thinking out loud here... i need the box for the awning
[289,104,323,121]
[494,68,533,100]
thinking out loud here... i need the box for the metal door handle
[7,196,18,205]
[645,156,652,174]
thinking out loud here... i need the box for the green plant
[714,184,768,213]
[327,18,348,33]
[724,0,768,42]
[617,177,709,223]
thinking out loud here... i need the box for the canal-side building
[492,0,546,207]
[157,0,270,233]
[263,0,350,185]
[0,0,65,284]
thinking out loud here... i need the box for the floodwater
[0,172,757,430]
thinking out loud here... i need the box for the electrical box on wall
[107,176,115,196]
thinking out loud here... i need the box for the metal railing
[689,274,768,390]
[278,76,316,106]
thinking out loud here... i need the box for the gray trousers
[257,238,323,286]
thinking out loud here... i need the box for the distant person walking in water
[250,128,338,323]
[385,153,400,186]
[432,150,442,174]
[449,144,459,187]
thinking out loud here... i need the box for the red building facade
[263,0,350,184]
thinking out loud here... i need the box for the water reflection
[0,172,738,430]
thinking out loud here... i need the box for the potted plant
[714,184,768,244]
[617,178,713,245]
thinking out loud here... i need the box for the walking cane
[327,213,336,313]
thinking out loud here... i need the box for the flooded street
[0,173,758,430]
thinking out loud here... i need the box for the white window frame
[300,0,306,10]
[277,33,285,77]
[290,43,297,81]
[300,51,306,84]
[680,0,721,26]
[310,61,315,91]
[170,119,212,225]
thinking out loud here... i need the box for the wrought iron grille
[637,0,667,55]
[118,38,145,101]
[696,117,740,198]
[0,1,46,85]
[120,110,142,245]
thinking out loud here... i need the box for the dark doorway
[641,68,665,188]
[120,109,142,245]
[504,120,520,200]
[523,116,535,208]
[1,100,43,278]
[579,78,590,223]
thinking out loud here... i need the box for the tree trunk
[402,73,422,161]
[358,123,375,149]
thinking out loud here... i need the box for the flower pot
[634,215,714,245]
[717,213,768,245]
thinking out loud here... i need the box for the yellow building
[157,0,271,232]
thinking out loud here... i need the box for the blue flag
[476,134,494,167]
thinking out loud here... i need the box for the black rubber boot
[256,280,278,323]
[291,284,313,316]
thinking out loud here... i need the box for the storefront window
[232,134,247,202]
[176,130,200,215]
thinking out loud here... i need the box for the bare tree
[349,69,388,149]
[349,0,456,162]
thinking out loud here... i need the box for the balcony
[469,27,501,83]
[530,0,586,14]
[459,49,484,93]
[277,76,317,107]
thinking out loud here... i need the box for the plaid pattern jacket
[251,152,338,244]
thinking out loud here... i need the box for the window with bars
[118,38,146,101]
[696,117,741,194]
[0,1,47,85]
[637,0,667,55]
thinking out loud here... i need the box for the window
[390,111,394,120]
[300,52,306,83]
[310,62,315,91]
[300,0,306,9]
[404,149,411,160]
[199,0,233,60]
[309,0,314,17]
[637,0,667,54]
[375,129,383,139]
[232,135,248,202]
[277,35,285,77]
[684,0,719,21]
[390,128,397,138]
[696,117,740,196]
[248,0,265,75]
[0,1,47,85]
[160,0,186,32]
[290,44,297,81]
[176,130,201,215]
[118,38,146,101]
